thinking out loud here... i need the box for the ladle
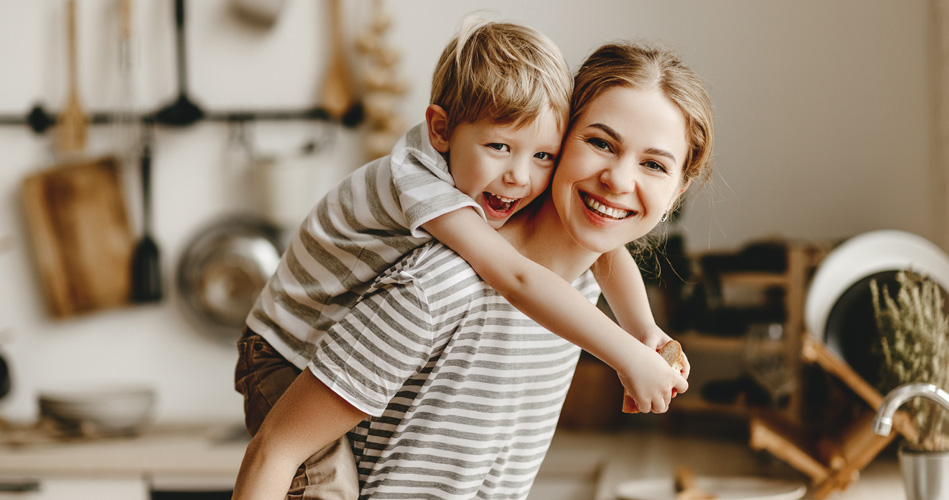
[155,0,204,127]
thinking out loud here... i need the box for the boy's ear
[425,105,451,153]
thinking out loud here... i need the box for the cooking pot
[805,230,949,384]
[176,216,284,341]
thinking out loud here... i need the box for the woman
[233,41,714,500]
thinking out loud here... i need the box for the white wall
[0,0,939,423]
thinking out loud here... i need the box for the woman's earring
[660,212,668,222]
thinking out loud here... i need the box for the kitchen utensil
[899,447,949,500]
[0,351,10,401]
[155,0,204,127]
[56,0,87,153]
[744,322,795,407]
[615,476,806,500]
[176,216,283,340]
[110,0,142,164]
[38,385,155,436]
[130,128,162,302]
[21,157,134,317]
[320,0,359,122]
[804,230,949,383]
[230,0,286,27]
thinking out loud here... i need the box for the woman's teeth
[485,192,517,212]
[582,194,632,220]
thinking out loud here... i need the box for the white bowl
[38,386,155,436]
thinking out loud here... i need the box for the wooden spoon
[56,0,88,153]
[320,0,358,120]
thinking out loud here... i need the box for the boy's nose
[503,159,531,186]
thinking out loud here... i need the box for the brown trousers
[234,330,359,500]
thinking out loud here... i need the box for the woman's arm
[232,369,367,500]
[423,208,687,412]
[592,247,690,378]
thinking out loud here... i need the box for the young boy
[235,18,686,499]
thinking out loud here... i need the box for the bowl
[38,386,155,436]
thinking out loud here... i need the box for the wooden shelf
[677,331,745,353]
[718,271,789,287]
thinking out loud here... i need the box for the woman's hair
[570,42,714,187]
[430,18,573,135]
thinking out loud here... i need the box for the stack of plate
[38,385,155,436]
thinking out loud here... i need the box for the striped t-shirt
[246,123,483,368]
[309,242,599,500]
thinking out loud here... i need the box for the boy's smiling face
[429,107,563,229]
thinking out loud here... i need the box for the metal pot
[900,447,949,500]
[176,216,283,341]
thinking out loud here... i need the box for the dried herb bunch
[871,271,949,451]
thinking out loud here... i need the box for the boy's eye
[587,137,612,152]
[534,152,555,161]
[487,143,509,152]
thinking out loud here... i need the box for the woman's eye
[587,137,612,152]
[643,160,668,173]
[488,143,510,152]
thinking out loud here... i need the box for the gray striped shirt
[246,123,483,368]
[309,242,599,500]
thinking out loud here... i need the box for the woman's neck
[498,198,602,282]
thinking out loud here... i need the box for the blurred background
[0,0,944,433]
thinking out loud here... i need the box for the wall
[0,0,938,423]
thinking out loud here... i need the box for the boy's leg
[234,329,360,500]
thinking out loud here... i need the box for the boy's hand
[617,341,688,414]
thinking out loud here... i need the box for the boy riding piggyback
[235,17,686,500]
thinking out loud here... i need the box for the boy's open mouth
[580,192,634,220]
[483,192,518,214]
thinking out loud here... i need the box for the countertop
[0,422,248,489]
[0,421,905,498]
[539,427,904,500]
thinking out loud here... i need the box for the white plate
[804,230,949,341]
[615,476,806,500]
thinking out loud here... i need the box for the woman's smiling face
[552,85,690,254]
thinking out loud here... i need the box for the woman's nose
[599,163,636,194]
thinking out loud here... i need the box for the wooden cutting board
[21,156,134,317]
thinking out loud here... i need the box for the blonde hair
[430,18,573,135]
[571,42,714,186]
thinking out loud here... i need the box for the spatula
[56,0,87,153]
[130,127,162,302]
[320,0,359,122]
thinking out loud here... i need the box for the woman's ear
[425,105,451,153]
[677,178,693,197]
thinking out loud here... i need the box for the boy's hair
[571,42,714,187]
[430,18,572,135]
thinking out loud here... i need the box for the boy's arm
[592,248,690,378]
[423,208,687,412]
[232,370,367,500]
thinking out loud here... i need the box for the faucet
[873,383,949,436]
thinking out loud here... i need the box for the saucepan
[176,216,284,342]
[804,230,949,384]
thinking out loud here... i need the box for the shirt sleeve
[308,271,434,416]
[390,127,484,238]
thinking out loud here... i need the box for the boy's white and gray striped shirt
[245,123,482,368]
[309,242,599,500]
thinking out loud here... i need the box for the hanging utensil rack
[0,0,363,134]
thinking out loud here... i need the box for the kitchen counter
[539,427,904,500]
[0,422,248,491]
[0,421,904,499]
